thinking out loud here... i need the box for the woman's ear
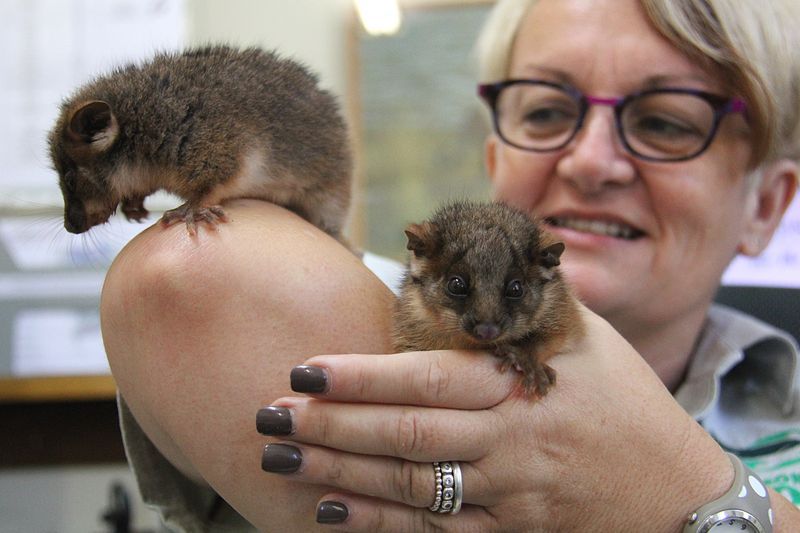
[738,159,798,256]
[485,134,498,184]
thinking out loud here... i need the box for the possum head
[403,202,566,347]
[50,100,121,233]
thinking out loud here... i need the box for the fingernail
[261,443,302,473]
[316,500,349,524]
[291,365,328,393]
[256,406,293,436]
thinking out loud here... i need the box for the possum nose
[473,322,500,341]
[65,204,87,233]
[64,221,82,234]
[64,215,85,234]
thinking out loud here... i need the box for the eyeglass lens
[493,83,718,161]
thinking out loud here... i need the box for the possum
[392,200,584,397]
[48,45,351,238]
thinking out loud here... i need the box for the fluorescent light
[354,0,402,36]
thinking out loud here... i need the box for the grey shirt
[676,304,800,504]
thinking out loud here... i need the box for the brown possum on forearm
[392,200,584,397]
[48,45,352,238]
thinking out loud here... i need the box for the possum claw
[522,363,557,398]
[496,346,557,398]
[161,204,229,236]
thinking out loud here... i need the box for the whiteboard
[0,0,186,209]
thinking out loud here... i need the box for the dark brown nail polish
[316,500,349,524]
[291,365,328,393]
[256,406,293,436]
[261,443,302,473]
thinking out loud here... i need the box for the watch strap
[683,453,773,533]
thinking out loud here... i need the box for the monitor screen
[722,195,800,289]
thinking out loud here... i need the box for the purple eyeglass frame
[478,79,748,162]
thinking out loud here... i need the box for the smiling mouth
[545,216,644,240]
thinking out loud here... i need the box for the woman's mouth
[545,216,644,240]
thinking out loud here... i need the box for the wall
[187,0,352,98]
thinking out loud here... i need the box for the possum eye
[64,169,77,188]
[505,280,524,299]
[446,276,469,298]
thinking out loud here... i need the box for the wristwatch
[683,453,773,533]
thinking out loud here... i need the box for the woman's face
[487,0,757,330]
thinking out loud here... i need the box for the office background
[0,1,797,531]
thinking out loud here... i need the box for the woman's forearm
[101,199,395,529]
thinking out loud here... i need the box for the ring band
[429,461,463,514]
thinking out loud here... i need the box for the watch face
[706,518,758,532]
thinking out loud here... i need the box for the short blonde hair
[475,0,800,166]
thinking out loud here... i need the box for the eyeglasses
[478,79,747,162]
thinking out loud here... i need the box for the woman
[256,0,800,530]
[101,0,800,530]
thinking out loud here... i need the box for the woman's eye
[522,105,575,127]
[446,276,468,297]
[505,280,524,299]
[630,114,702,139]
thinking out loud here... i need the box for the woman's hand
[257,307,734,532]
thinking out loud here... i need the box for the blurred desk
[1,401,125,468]
[0,375,124,467]
[0,374,116,403]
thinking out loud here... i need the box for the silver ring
[429,461,463,514]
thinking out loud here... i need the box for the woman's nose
[555,110,636,194]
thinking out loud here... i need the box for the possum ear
[537,242,565,281]
[540,242,565,268]
[404,221,441,258]
[67,100,119,152]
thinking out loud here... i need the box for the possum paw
[161,203,229,236]
[121,196,149,222]
[521,363,557,398]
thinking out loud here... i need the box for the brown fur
[49,45,352,237]
[392,201,584,397]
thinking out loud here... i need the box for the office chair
[715,285,800,342]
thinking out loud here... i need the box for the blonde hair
[475,0,800,166]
